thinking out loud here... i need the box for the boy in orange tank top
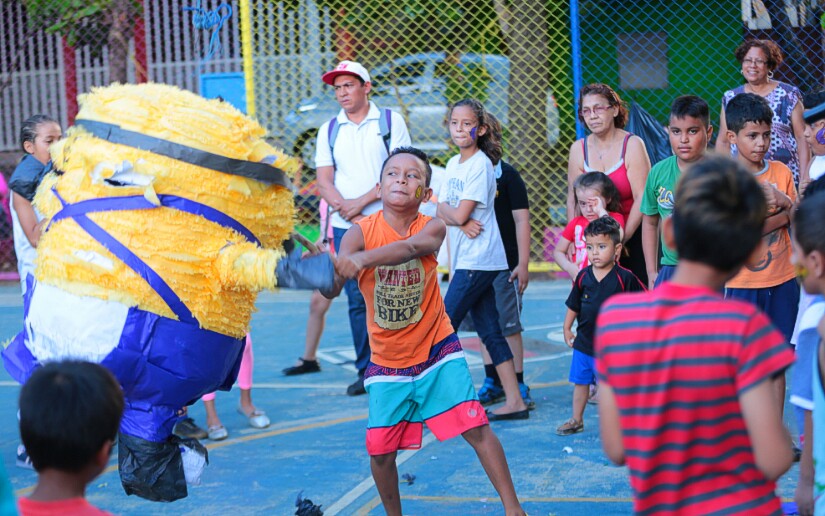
[326,147,524,516]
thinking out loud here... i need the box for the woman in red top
[566,83,651,285]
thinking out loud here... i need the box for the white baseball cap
[322,61,371,85]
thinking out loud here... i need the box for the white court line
[325,432,438,515]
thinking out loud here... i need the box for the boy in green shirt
[641,95,713,289]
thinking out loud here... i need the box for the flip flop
[556,418,584,436]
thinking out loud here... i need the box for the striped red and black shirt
[596,282,794,516]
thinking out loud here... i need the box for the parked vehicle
[283,52,561,171]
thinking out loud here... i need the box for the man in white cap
[315,60,411,395]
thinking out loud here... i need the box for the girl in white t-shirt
[9,115,61,296]
[437,99,529,421]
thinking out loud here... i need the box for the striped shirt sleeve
[736,309,795,395]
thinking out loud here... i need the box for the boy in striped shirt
[595,156,795,515]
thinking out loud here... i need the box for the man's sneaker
[16,444,33,470]
[519,382,535,410]
[477,377,505,405]
[173,417,208,440]
[346,376,366,396]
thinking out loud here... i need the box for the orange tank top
[356,211,455,368]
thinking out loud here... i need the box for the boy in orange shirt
[724,92,799,413]
[328,147,524,516]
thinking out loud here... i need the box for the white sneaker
[16,444,34,470]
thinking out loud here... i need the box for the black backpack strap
[327,117,340,170]
[378,108,392,155]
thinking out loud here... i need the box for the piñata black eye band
[803,102,825,125]
[74,119,291,188]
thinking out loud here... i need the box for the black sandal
[282,358,321,376]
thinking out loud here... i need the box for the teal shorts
[363,334,487,455]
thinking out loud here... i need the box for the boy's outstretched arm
[597,382,625,465]
[321,225,366,299]
[739,377,793,480]
[336,219,446,280]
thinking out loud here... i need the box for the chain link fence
[1,0,824,274]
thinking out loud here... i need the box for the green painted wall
[579,1,742,128]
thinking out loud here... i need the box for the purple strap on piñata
[48,188,262,324]
[49,191,260,245]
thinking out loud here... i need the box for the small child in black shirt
[558,216,645,435]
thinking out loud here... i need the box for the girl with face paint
[436,99,529,421]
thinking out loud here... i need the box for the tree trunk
[107,0,134,84]
[493,0,551,180]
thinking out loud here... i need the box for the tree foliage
[21,0,140,83]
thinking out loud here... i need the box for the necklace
[590,135,614,161]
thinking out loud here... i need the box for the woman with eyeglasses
[567,83,651,287]
[716,39,810,186]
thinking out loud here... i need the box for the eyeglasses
[742,58,767,67]
[580,105,611,117]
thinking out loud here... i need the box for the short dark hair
[672,155,766,272]
[670,95,710,127]
[734,39,783,71]
[20,361,124,473]
[794,190,825,255]
[584,215,622,245]
[803,90,825,125]
[725,93,773,134]
[803,175,825,199]
[578,83,628,129]
[380,146,433,187]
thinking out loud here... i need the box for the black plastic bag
[118,432,205,502]
[626,102,671,166]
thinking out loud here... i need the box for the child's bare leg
[370,452,402,516]
[204,398,221,428]
[491,359,527,415]
[462,425,525,516]
[292,290,332,366]
[572,384,588,423]
[239,388,255,414]
[505,333,524,375]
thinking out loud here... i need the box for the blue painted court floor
[0,280,804,515]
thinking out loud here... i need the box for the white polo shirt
[315,102,411,229]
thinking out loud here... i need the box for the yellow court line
[14,413,367,496]
[354,495,382,515]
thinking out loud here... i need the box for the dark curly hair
[734,39,784,72]
[578,83,628,129]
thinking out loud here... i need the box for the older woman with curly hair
[716,39,810,185]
